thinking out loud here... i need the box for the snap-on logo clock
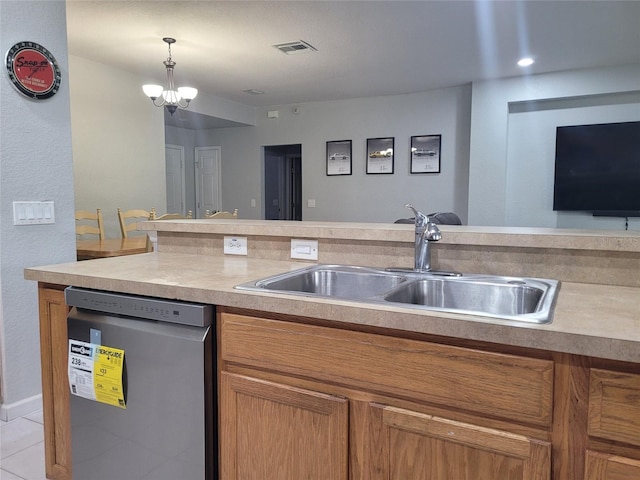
[5,41,61,99]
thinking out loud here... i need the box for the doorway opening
[195,146,222,218]
[264,144,302,220]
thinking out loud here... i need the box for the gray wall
[69,55,167,238]
[469,64,640,231]
[0,0,76,419]
[166,64,640,230]
[75,58,640,232]
[69,57,256,234]
[198,86,472,223]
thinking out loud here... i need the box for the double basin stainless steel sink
[235,265,560,324]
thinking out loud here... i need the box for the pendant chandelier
[142,37,198,115]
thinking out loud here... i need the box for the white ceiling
[66,0,640,114]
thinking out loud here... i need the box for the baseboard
[0,393,42,422]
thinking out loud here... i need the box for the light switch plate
[224,236,248,255]
[13,201,55,225]
[291,239,318,260]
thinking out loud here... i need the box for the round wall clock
[5,41,62,100]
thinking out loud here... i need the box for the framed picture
[410,134,441,173]
[366,137,394,174]
[326,140,352,176]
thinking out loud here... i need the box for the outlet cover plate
[291,239,318,260]
[224,236,248,255]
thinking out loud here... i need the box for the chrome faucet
[405,204,441,272]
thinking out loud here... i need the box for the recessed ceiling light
[518,57,535,67]
[243,89,264,95]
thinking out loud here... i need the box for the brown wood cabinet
[363,403,550,480]
[584,451,640,480]
[36,286,640,480]
[584,370,640,480]
[219,312,554,426]
[220,372,349,479]
[37,284,72,480]
[219,311,553,480]
[588,369,640,447]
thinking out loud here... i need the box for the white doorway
[195,146,222,218]
[165,144,186,215]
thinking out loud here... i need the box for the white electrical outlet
[291,239,318,260]
[224,236,248,255]
[13,201,55,225]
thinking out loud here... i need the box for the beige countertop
[140,219,640,252]
[25,252,640,363]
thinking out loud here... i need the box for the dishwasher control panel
[65,287,213,327]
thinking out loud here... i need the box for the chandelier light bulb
[142,38,198,115]
[162,89,182,103]
[178,87,198,101]
[142,84,163,99]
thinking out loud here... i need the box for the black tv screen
[553,120,640,215]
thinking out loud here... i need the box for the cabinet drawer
[221,313,554,427]
[588,369,640,446]
[365,403,551,480]
[584,450,640,480]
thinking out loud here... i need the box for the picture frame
[366,137,394,174]
[326,140,352,176]
[410,134,441,174]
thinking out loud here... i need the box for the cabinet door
[220,372,349,480]
[364,403,550,480]
[584,451,640,480]
[588,369,640,447]
[38,284,72,480]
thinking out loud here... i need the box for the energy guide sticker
[68,340,126,409]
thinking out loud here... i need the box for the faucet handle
[426,222,442,241]
[405,204,427,227]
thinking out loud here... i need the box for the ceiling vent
[273,40,317,55]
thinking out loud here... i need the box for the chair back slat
[150,209,193,220]
[117,208,152,238]
[76,209,105,239]
[204,208,238,219]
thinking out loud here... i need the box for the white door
[195,146,222,218]
[165,144,186,215]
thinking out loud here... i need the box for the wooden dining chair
[117,208,152,238]
[149,208,193,220]
[204,208,238,219]
[76,209,105,239]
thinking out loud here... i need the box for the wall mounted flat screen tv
[553,120,640,216]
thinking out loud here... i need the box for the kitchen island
[26,220,640,480]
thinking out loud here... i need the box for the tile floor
[0,410,47,480]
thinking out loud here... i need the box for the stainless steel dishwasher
[65,287,216,480]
